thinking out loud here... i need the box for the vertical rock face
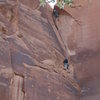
[55,0,100,99]
[10,75,24,100]
[0,0,100,100]
[0,0,80,100]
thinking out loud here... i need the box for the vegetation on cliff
[39,0,73,8]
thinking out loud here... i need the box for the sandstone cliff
[0,0,100,100]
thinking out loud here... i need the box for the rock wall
[55,0,100,99]
[0,0,80,100]
[0,0,100,100]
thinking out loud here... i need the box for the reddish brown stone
[0,0,100,100]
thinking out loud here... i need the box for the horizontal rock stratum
[0,0,100,100]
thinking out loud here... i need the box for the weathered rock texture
[0,0,100,100]
[55,0,100,100]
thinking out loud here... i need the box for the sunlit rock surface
[0,0,100,100]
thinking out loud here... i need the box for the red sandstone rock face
[0,0,80,100]
[0,0,100,100]
[55,0,100,99]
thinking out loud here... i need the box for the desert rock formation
[0,0,100,100]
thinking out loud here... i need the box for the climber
[63,58,69,70]
[53,8,59,18]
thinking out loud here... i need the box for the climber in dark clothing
[53,9,59,18]
[63,58,69,70]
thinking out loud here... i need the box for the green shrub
[39,0,46,7]
[39,0,73,9]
